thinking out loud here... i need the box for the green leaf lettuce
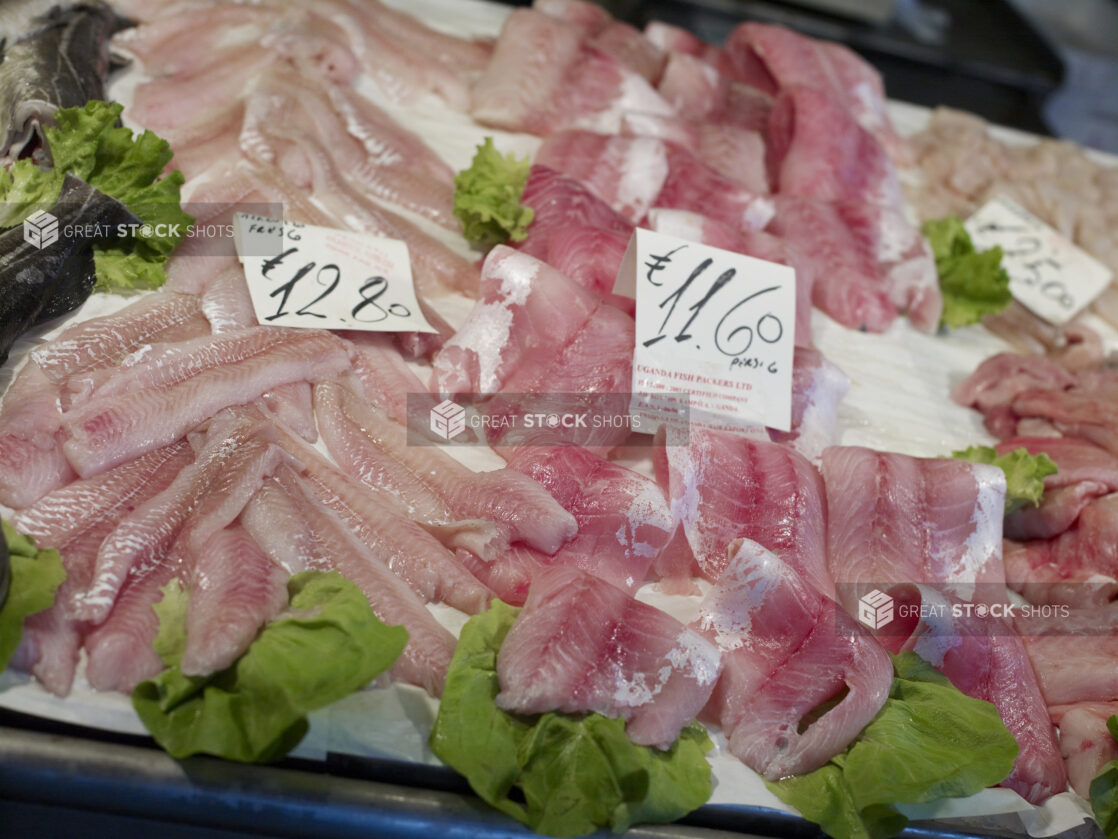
[767,651,1018,839]
[1089,715,1118,838]
[0,520,66,672]
[952,445,1058,514]
[0,100,193,292]
[922,216,1012,329]
[429,600,713,837]
[132,570,407,763]
[453,137,534,248]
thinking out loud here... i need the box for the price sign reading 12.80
[232,213,436,334]
[965,197,1112,326]
[614,228,796,433]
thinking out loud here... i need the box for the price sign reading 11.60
[615,228,796,433]
[232,213,436,334]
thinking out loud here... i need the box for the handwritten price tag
[232,213,436,333]
[965,197,1112,326]
[614,228,796,432]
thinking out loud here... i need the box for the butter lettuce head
[132,570,407,763]
[429,600,714,837]
[0,520,66,672]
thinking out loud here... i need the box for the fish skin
[0,174,139,366]
[0,1,127,163]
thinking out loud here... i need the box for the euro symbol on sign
[644,245,686,286]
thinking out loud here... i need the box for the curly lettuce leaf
[429,600,713,837]
[0,520,66,671]
[132,570,407,763]
[952,445,1057,514]
[1089,716,1118,838]
[767,652,1018,839]
[453,138,534,248]
[0,100,192,292]
[923,216,1012,329]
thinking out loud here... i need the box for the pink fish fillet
[622,112,769,195]
[180,525,289,677]
[653,143,774,232]
[534,0,611,37]
[11,440,194,695]
[662,427,833,598]
[822,446,1007,607]
[506,446,674,593]
[314,378,575,555]
[84,550,183,694]
[457,545,544,608]
[471,9,672,135]
[1049,702,1118,798]
[74,413,290,625]
[1003,539,1118,608]
[60,328,352,477]
[431,246,633,405]
[514,165,634,262]
[243,466,456,697]
[767,196,897,333]
[697,539,892,778]
[537,225,634,316]
[884,585,1067,803]
[767,85,902,211]
[535,129,669,224]
[654,51,773,130]
[270,417,494,614]
[308,0,473,107]
[496,565,722,748]
[239,111,478,298]
[723,22,905,159]
[32,292,209,385]
[644,22,742,83]
[0,360,74,508]
[242,68,456,229]
[1016,602,1118,707]
[588,21,666,83]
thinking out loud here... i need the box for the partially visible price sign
[965,197,1112,326]
[232,213,436,333]
[614,228,796,433]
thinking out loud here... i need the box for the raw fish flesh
[506,446,674,593]
[822,446,1006,605]
[661,427,832,597]
[496,565,722,748]
[696,539,891,778]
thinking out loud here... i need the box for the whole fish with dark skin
[0,0,129,163]
[0,172,138,364]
